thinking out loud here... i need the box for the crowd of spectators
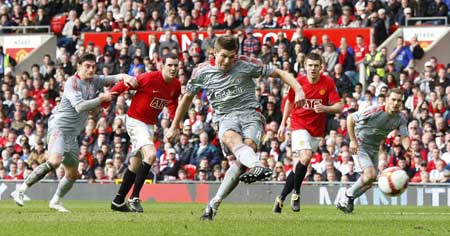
[0,0,450,184]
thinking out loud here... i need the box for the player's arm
[271,68,305,108]
[400,135,413,161]
[347,114,358,155]
[277,99,295,139]
[95,74,137,88]
[315,101,344,114]
[64,79,116,113]
[167,92,196,140]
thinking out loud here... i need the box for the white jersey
[186,56,275,121]
[352,105,408,148]
[49,74,106,135]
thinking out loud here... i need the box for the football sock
[293,162,308,194]
[213,163,246,205]
[51,177,75,202]
[232,144,261,168]
[280,171,295,201]
[22,162,55,190]
[131,162,151,199]
[114,168,136,203]
[346,176,370,198]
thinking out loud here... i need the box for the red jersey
[111,71,181,125]
[288,74,341,137]
[354,44,368,64]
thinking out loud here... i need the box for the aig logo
[150,98,169,110]
[303,99,322,110]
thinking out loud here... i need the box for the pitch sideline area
[0,201,448,236]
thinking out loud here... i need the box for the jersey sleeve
[64,78,84,107]
[240,56,275,78]
[352,105,380,123]
[287,87,295,102]
[185,65,206,95]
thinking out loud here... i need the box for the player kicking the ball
[166,35,305,220]
[336,88,411,213]
[274,53,343,213]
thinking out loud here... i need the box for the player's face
[79,61,96,79]
[304,58,321,81]
[386,92,403,113]
[215,48,237,72]
[162,58,179,80]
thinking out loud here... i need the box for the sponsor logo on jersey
[303,99,323,110]
[149,97,169,110]
[214,86,244,100]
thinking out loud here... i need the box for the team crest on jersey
[299,140,305,146]
[319,89,326,95]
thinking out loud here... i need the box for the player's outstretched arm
[271,68,305,108]
[277,99,295,140]
[166,92,196,141]
[96,74,138,88]
[74,91,118,113]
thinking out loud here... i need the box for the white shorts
[47,128,79,167]
[125,115,154,156]
[291,129,321,152]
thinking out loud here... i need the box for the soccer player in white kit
[11,54,136,212]
[166,35,305,220]
[337,88,411,213]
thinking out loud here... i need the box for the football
[378,167,409,196]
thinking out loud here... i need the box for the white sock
[18,183,29,192]
[232,144,261,168]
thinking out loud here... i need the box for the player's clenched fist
[120,74,138,88]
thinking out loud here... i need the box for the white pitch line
[363,212,450,216]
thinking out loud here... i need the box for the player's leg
[275,130,318,213]
[129,144,156,213]
[337,148,378,213]
[11,130,64,207]
[201,160,246,220]
[49,152,79,213]
[111,154,141,212]
[111,116,147,212]
[273,170,294,213]
[234,112,272,183]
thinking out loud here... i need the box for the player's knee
[299,151,313,165]
[222,130,240,146]
[128,157,142,172]
[364,168,377,183]
[47,156,62,169]
[65,167,78,180]
[243,139,256,150]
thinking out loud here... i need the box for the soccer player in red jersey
[110,53,181,212]
[273,53,343,213]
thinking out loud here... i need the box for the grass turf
[0,201,449,236]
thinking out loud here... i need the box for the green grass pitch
[0,201,449,236]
